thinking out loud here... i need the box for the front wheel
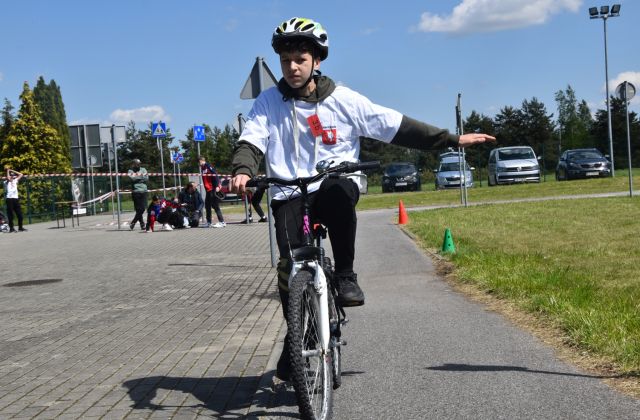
[288,268,333,420]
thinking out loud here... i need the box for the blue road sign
[152,122,167,138]
[193,125,205,142]
[172,152,184,164]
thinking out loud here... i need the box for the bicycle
[247,160,380,420]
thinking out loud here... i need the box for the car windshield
[439,162,470,172]
[498,148,535,160]
[568,151,603,160]
[385,164,415,176]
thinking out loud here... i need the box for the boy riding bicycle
[231,17,495,381]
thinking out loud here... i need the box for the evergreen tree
[0,82,71,174]
[211,125,237,172]
[493,105,524,147]
[520,97,556,171]
[463,110,495,168]
[119,122,175,190]
[33,76,71,165]
[554,85,591,151]
[0,98,15,154]
[591,97,640,168]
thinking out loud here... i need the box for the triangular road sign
[152,122,167,138]
[240,57,278,99]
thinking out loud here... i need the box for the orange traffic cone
[398,200,409,225]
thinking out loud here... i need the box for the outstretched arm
[458,133,496,148]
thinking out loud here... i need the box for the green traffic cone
[441,228,456,254]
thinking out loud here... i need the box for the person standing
[199,156,225,228]
[3,167,27,233]
[127,159,148,231]
[242,184,268,223]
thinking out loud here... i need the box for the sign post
[193,125,206,210]
[616,81,636,197]
[152,121,168,196]
[240,57,279,266]
[171,151,184,193]
[111,125,122,229]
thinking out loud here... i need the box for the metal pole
[173,160,177,195]
[90,164,96,215]
[623,82,633,197]
[456,93,468,207]
[178,163,182,190]
[158,134,167,196]
[106,143,115,219]
[603,16,615,176]
[112,124,122,229]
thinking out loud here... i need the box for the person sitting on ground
[178,182,204,227]
[145,195,180,232]
[0,210,9,233]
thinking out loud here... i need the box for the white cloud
[361,27,380,36]
[414,0,582,34]
[608,71,640,105]
[109,105,171,124]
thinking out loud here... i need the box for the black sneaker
[18,228,27,232]
[259,217,268,223]
[335,272,365,307]
[129,222,135,231]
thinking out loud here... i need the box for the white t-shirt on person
[4,179,19,199]
[239,85,402,200]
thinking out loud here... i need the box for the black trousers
[131,192,147,227]
[249,187,266,219]
[272,177,360,275]
[204,190,224,223]
[6,198,23,230]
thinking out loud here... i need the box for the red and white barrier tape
[2,172,230,179]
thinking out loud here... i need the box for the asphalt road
[324,209,640,419]
[1,205,638,419]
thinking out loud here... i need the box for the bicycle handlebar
[246,160,380,189]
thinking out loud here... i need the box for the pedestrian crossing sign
[152,122,167,138]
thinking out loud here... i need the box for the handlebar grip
[355,161,381,171]
[245,178,259,188]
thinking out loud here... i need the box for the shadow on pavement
[123,374,298,418]
[427,363,640,379]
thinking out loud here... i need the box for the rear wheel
[288,268,333,420]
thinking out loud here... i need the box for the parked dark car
[555,148,611,181]
[382,162,421,193]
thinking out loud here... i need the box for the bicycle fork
[290,260,331,356]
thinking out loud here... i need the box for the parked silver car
[488,146,540,185]
[434,154,474,190]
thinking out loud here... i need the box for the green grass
[405,196,640,371]
[358,170,640,211]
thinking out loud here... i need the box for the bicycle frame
[287,181,331,354]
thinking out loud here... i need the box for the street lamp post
[589,4,620,176]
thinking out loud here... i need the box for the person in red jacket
[199,156,225,228]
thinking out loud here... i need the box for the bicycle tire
[327,290,342,390]
[288,267,333,420]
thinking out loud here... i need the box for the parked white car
[488,146,541,185]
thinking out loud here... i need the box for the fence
[1,172,234,224]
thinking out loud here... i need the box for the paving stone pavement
[0,212,292,419]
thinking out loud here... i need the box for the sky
[1,0,639,149]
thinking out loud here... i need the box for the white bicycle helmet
[272,17,329,60]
